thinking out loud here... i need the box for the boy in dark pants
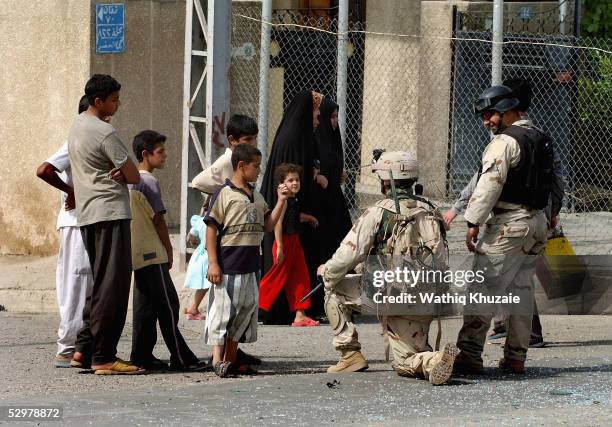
[69,74,143,375]
[129,130,205,371]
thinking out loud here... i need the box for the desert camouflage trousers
[457,211,548,363]
[324,277,447,380]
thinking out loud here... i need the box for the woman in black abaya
[314,98,352,261]
[308,98,353,318]
[259,90,323,324]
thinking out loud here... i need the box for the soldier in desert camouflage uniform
[317,151,458,385]
[454,85,552,375]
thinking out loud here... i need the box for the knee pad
[325,295,346,335]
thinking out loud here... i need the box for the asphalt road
[0,313,610,426]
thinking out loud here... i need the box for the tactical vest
[497,125,554,210]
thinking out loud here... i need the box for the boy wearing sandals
[128,130,205,372]
[204,145,288,377]
[68,74,143,374]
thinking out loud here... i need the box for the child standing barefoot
[259,164,320,327]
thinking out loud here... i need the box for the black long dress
[259,91,317,324]
[316,98,352,259]
[308,98,353,317]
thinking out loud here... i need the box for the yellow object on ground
[536,231,586,299]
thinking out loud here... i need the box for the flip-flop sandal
[185,312,205,320]
[93,359,146,375]
[291,318,320,327]
[70,359,91,369]
[54,355,73,368]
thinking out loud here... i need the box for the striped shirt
[205,179,270,274]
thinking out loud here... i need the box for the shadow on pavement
[453,363,612,382]
[544,340,612,348]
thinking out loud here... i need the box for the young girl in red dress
[259,164,320,326]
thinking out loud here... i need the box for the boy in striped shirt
[204,144,288,377]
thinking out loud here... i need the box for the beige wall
[0,1,90,255]
[417,1,454,199]
[90,0,185,228]
[358,0,421,194]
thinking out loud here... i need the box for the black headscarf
[260,90,318,213]
[312,96,352,268]
[315,98,343,190]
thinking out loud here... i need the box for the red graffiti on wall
[212,112,226,149]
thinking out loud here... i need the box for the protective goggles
[474,96,493,114]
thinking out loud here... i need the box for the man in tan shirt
[454,85,551,375]
[68,74,143,375]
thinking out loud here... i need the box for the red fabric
[259,234,311,311]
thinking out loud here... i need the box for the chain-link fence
[230,6,612,256]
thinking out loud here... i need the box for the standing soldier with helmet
[454,85,553,375]
[316,151,459,385]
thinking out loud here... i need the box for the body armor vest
[497,125,554,210]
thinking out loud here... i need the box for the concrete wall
[358,0,421,193]
[417,1,454,199]
[90,0,185,228]
[0,1,91,255]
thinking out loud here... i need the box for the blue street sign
[518,6,534,20]
[96,3,125,53]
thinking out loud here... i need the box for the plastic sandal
[291,317,320,327]
[93,359,146,375]
[231,364,258,375]
[54,355,72,368]
[70,358,91,369]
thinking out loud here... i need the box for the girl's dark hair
[274,163,303,185]
[503,78,532,112]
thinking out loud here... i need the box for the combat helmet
[371,151,418,181]
[474,85,520,116]
[474,85,520,134]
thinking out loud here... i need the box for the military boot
[327,350,368,373]
[452,351,484,375]
[428,343,459,385]
[498,357,525,374]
